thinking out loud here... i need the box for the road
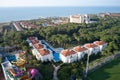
[52,63,63,80]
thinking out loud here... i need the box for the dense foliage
[0,17,120,79]
[0,17,120,52]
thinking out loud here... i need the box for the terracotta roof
[38,49,50,56]
[31,39,39,44]
[85,43,98,48]
[61,49,76,57]
[34,43,44,49]
[74,46,87,52]
[94,41,107,45]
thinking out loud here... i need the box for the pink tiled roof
[61,49,76,57]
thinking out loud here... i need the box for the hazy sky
[0,0,120,7]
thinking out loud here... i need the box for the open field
[88,58,120,80]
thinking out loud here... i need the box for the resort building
[27,37,54,62]
[70,14,90,24]
[20,22,39,29]
[84,43,100,55]
[99,13,120,17]
[60,41,107,63]
[27,37,107,63]
[13,22,23,31]
[73,46,88,60]
[60,49,77,63]
[93,41,107,51]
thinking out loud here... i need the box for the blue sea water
[0,7,120,23]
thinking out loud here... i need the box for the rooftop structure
[38,48,50,56]
[73,46,88,52]
[94,41,107,45]
[84,43,98,48]
[61,49,76,57]
[34,43,44,49]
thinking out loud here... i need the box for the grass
[88,58,120,80]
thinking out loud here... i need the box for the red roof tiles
[38,49,50,56]
[74,46,87,52]
[34,43,44,49]
[85,43,98,48]
[31,39,39,44]
[94,41,106,45]
[61,49,76,57]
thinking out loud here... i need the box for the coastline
[0,6,120,23]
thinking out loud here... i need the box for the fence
[88,51,120,74]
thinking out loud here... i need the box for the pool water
[6,55,17,62]
[41,41,60,62]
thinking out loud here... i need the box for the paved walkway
[52,63,63,80]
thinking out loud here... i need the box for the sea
[0,6,120,23]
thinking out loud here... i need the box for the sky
[0,0,120,7]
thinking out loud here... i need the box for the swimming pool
[6,55,17,62]
[41,40,60,62]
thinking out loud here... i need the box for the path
[52,63,63,80]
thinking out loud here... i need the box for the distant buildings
[70,14,90,24]
[13,22,23,31]
[60,41,107,63]
[99,13,120,17]
[20,22,39,29]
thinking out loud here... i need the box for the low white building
[94,41,107,51]
[70,14,90,24]
[26,37,41,47]
[84,43,100,55]
[73,46,88,60]
[27,37,53,62]
[37,48,53,62]
[60,49,77,63]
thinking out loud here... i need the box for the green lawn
[88,58,120,80]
